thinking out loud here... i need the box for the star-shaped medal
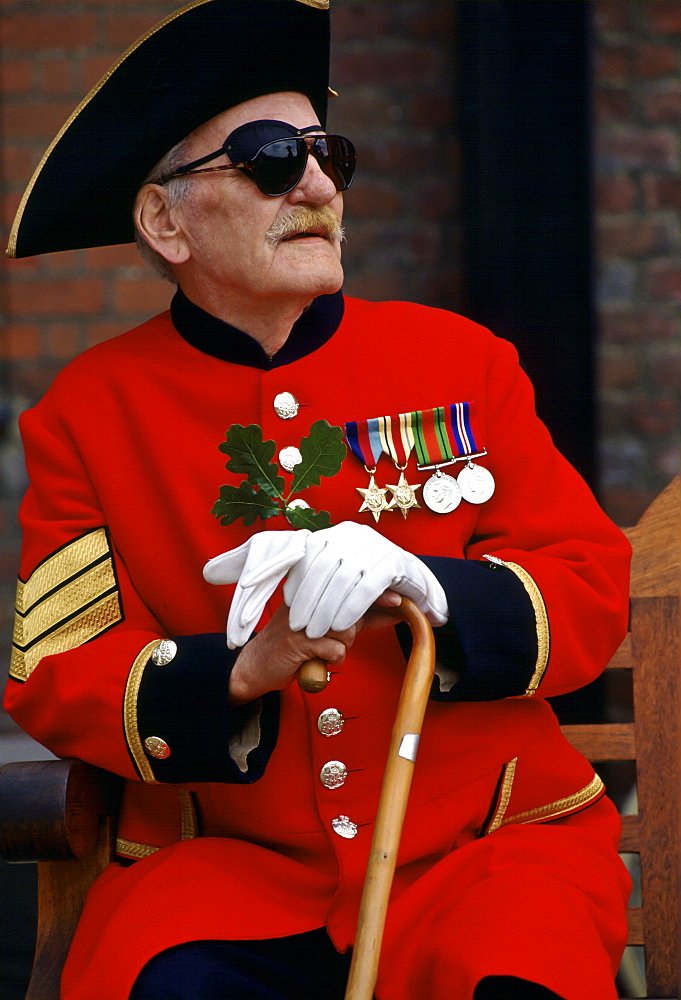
[357,474,391,523]
[387,470,421,518]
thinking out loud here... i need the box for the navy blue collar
[170,287,344,370]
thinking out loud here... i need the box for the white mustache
[266,206,345,247]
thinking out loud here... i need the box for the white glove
[283,521,449,638]
[203,531,310,648]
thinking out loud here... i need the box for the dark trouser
[128,930,561,999]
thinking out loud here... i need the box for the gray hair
[134,138,192,283]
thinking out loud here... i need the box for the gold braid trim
[115,789,197,859]
[123,640,164,783]
[116,788,197,860]
[10,592,121,683]
[499,773,605,828]
[177,789,198,840]
[484,757,518,835]
[503,561,550,696]
[16,528,110,614]
[10,528,121,682]
[115,837,159,860]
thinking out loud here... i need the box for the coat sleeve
[415,334,631,703]
[3,392,277,784]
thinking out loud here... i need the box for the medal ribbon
[346,414,415,468]
[345,417,384,468]
[346,403,481,469]
[412,402,481,466]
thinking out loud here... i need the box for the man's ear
[134,184,191,266]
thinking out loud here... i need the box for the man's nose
[287,149,338,205]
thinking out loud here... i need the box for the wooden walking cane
[298,597,436,1000]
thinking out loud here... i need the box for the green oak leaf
[290,420,347,494]
[211,481,281,527]
[219,424,285,499]
[284,505,333,531]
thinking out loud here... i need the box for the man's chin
[272,250,343,296]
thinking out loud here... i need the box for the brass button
[151,640,177,666]
[318,708,344,737]
[320,760,347,789]
[273,392,299,420]
[144,736,171,759]
[332,815,358,839]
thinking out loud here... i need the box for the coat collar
[170,287,344,369]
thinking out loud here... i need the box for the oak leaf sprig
[211,420,346,531]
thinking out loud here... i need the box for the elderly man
[5,3,630,999]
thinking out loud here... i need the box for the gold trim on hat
[6,0,216,258]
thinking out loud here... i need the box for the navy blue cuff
[403,557,539,701]
[136,633,279,784]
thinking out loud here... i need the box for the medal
[357,467,390,523]
[457,460,495,504]
[387,468,421,518]
[345,419,392,523]
[414,403,493,513]
[346,401,495,520]
[422,468,462,514]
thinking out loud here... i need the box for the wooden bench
[1,476,679,999]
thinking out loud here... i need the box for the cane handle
[297,657,329,693]
[296,598,415,694]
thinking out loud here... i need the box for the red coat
[4,296,631,999]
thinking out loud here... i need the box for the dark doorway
[457,0,595,486]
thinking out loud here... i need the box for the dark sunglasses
[160,134,356,197]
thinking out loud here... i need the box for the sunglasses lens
[248,135,357,197]
[250,138,308,196]
[318,136,356,192]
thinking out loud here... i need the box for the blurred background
[0,2,679,997]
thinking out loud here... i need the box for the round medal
[457,462,495,504]
[422,471,462,514]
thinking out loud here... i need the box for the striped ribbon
[345,402,482,469]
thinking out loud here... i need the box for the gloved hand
[283,521,449,638]
[203,530,310,648]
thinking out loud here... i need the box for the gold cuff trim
[123,641,164,782]
[116,837,159,860]
[297,0,330,7]
[10,591,122,682]
[500,773,605,828]
[485,757,518,835]
[504,561,550,696]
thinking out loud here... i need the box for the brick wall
[594,0,681,525]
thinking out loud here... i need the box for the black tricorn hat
[7,0,331,258]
